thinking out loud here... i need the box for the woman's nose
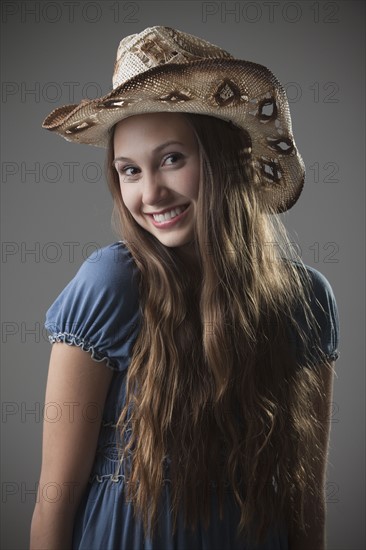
[141,171,169,205]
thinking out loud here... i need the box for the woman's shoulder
[56,240,140,311]
[286,258,338,306]
[44,241,141,371]
[75,240,138,286]
[284,258,340,363]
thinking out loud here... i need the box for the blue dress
[44,241,340,550]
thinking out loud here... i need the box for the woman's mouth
[147,204,190,228]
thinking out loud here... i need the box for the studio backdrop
[1,1,365,549]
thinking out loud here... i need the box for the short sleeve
[289,263,340,364]
[44,241,141,372]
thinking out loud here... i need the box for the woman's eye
[117,166,137,176]
[164,152,183,164]
[115,153,183,178]
[120,166,138,176]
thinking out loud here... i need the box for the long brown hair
[106,113,332,545]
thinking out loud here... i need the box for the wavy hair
[105,113,332,545]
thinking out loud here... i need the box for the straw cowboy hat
[42,25,305,212]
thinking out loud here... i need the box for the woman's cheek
[119,184,130,208]
[186,166,200,200]
[121,189,139,217]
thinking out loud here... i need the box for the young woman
[30,26,340,550]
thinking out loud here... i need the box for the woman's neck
[173,241,200,268]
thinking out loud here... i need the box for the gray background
[1,1,365,548]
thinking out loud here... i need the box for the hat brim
[42,58,305,212]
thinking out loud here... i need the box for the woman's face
[113,112,200,249]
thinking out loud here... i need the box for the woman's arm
[30,343,113,550]
[288,360,335,550]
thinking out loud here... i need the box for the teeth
[153,205,186,223]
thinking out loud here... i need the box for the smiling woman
[32,26,340,550]
[112,112,200,251]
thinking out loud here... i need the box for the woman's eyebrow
[113,140,185,164]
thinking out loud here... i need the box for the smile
[148,204,190,228]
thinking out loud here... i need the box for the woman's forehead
[113,112,197,150]
[116,111,189,129]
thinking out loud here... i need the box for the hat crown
[112,26,234,89]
